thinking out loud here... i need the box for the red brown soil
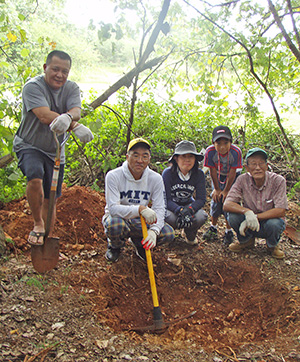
[1,185,300,361]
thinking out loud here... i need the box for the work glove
[244,210,260,231]
[72,124,94,143]
[141,229,157,250]
[49,113,72,135]
[176,206,194,229]
[239,211,260,236]
[140,207,157,224]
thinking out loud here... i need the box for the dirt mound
[0,184,106,253]
[1,185,300,361]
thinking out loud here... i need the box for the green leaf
[20,48,30,58]
[0,61,10,68]
[19,28,27,42]
[8,172,20,181]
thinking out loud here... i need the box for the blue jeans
[227,213,285,248]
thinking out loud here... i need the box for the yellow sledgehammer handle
[140,216,159,308]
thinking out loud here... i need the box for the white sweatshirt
[103,161,165,234]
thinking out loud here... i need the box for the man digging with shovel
[13,50,93,248]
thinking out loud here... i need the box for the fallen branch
[84,56,166,114]
[0,154,14,169]
[24,342,60,362]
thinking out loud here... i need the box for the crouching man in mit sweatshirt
[102,138,175,262]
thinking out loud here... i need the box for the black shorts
[17,149,64,199]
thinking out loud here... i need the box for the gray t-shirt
[13,75,81,162]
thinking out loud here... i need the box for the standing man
[103,138,175,262]
[13,50,93,246]
[223,148,288,259]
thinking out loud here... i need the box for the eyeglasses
[247,161,266,169]
[130,153,150,161]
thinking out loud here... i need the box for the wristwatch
[66,113,73,120]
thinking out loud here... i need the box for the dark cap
[245,147,268,161]
[212,125,232,142]
[127,138,151,152]
[168,140,204,162]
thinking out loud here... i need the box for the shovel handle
[140,216,160,308]
[45,132,70,237]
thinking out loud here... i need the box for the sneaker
[185,238,198,246]
[130,239,146,261]
[203,226,218,241]
[229,237,255,252]
[268,246,285,259]
[105,247,121,262]
[223,230,234,246]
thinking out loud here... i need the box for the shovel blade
[31,237,60,273]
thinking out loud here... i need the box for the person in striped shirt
[203,125,242,245]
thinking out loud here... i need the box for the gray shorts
[17,149,64,199]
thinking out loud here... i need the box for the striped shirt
[204,144,243,177]
[226,171,288,213]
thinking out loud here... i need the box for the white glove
[244,210,260,231]
[49,114,72,135]
[239,211,260,236]
[72,124,94,143]
[142,229,157,250]
[140,207,157,224]
[239,220,248,237]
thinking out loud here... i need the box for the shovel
[130,216,196,333]
[31,132,69,273]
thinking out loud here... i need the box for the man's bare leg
[26,178,45,244]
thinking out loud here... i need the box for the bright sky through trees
[64,0,116,27]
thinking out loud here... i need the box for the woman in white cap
[162,141,207,245]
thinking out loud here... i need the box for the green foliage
[1,0,300,205]
[63,89,295,186]
[25,275,48,291]
[288,180,300,200]
[0,163,26,203]
[60,285,69,295]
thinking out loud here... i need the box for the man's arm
[210,168,222,202]
[210,167,220,191]
[32,107,59,125]
[223,168,237,193]
[224,200,286,220]
[257,208,286,220]
[223,200,250,214]
[32,106,81,126]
